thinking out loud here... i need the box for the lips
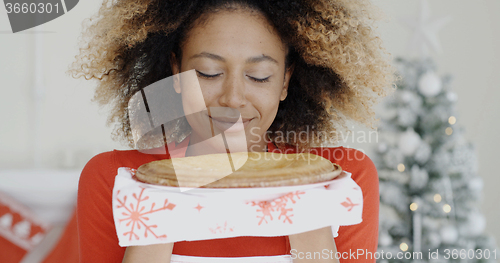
[210,116,252,123]
[208,115,253,133]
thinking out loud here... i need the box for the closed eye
[196,70,270,83]
[249,76,270,83]
[196,70,221,79]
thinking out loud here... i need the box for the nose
[218,73,247,108]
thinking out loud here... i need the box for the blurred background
[0,0,498,262]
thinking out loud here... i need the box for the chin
[221,132,249,153]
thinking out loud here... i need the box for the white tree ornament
[459,213,486,237]
[418,71,442,97]
[440,225,458,244]
[398,128,422,156]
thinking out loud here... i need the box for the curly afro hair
[69,0,396,151]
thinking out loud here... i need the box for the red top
[77,138,379,262]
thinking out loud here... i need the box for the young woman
[71,0,396,262]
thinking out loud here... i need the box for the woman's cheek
[180,71,209,114]
[264,90,283,113]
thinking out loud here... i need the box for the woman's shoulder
[79,149,164,189]
[79,150,119,190]
[309,146,375,166]
[309,146,378,186]
[87,148,168,168]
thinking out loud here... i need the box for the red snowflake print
[115,187,176,241]
[209,221,234,234]
[194,203,204,212]
[247,190,305,225]
[341,197,359,211]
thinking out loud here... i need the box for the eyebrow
[189,52,279,65]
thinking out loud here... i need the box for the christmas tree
[372,1,497,261]
[373,57,498,262]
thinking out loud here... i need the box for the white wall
[1,0,499,246]
[0,0,126,170]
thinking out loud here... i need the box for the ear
[170,52,181,94]
[280,63,294,101]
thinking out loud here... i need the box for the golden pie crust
[135,152,342,188]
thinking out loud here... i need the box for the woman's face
[172,8,293,155]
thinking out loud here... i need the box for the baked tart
[135,152,342,188]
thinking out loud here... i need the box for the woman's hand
[122,243,174,263]
[288,226,339,263]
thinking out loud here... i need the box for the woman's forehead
[181,9,287,64]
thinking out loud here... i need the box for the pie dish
[135,152,342,188]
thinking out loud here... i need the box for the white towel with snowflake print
[112,167,362,247]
